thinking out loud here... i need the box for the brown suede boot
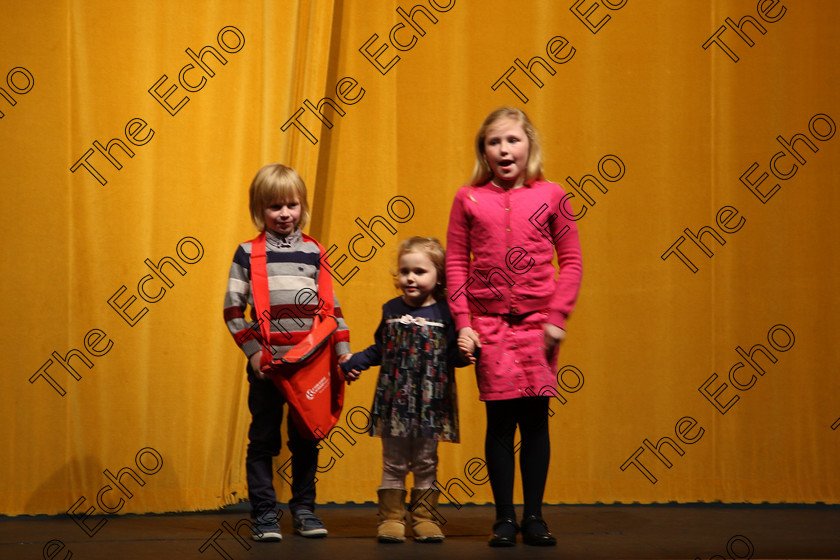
[377,488,407,543]
[409,488,444,543]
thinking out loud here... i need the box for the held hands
[458,327,482,364]
[543,323,566,360]
[338,353,359,384]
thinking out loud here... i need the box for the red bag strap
[301,232,335,317]
[249,231,336,363]
[249,232,269,338]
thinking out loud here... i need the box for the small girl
[224,163,352,541]
[341,236,472,543]
[446,107,583,547]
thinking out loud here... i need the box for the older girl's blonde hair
[248,164,311,231]
[469,106,544,186]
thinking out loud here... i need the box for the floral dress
[341,297,465,442]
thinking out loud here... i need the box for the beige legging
[380,437,438,489]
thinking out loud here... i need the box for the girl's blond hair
[469,106,544,186]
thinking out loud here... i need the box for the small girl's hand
[337,353,359,383]
[543,323,566,359]
[458,327,482,364]
[343,368,362,383]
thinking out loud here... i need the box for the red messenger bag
[249,231,345,440]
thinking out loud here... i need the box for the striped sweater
[223,228,351,360]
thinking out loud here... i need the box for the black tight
[484,397,551,521]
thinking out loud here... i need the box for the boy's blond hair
[249,164,311,231]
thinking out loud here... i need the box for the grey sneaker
[252,512,283,542]
[293,509,327,537]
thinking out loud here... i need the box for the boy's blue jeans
[246,365,319,520]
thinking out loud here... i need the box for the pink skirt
[472,311,560,401]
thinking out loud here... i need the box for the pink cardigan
[445,180,583,330]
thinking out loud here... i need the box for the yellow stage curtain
[1,0,838,516]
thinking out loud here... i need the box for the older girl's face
[483,117,530,189]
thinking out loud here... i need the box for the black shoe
[521,515,556,546]
[488,518,518,547]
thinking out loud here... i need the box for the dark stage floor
[2,503,839,560]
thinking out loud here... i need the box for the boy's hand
[458,327,481,364]
[249,353,268,380]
